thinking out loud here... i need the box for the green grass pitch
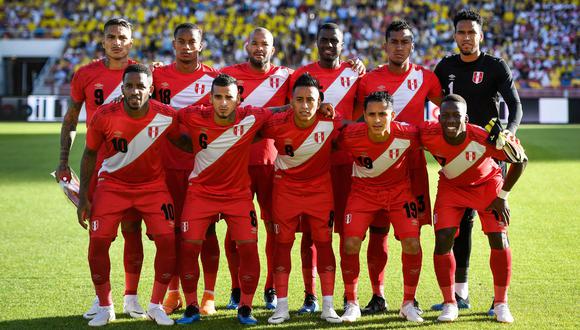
[0,123,579,329]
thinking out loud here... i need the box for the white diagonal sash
[189,115,256,179]
[275,121,334,170]
[352,138,411,178]
[170,74,214,108]
[323,67,358,107]
[241,68,291,107]
[103,82,123,105]
[99,113,173,175]
[392,68,423,116]
[441,141,486,179]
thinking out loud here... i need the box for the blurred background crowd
[2,0,578,94]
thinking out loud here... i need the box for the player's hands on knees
[55,163,72,183]
[77,198,92,230]
[318,103,336,119]
[347,57,366,75]
[486,197,510,226]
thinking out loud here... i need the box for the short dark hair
[173,23,202,39]
[317,22,341,38]
[292,73,324,102]
[442,93,467,106]
[104,18,132,33]
[123,64,151,80]
[364,91,394,111]
[385,20,414,42]
[453,9,483,30]
[211,73,238,93]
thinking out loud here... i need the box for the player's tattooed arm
[77,147,97,230]
[168,133,193,153]
[56,100,83,182]
[485,159,527,225]
[266,104,291,114]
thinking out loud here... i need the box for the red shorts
[249,164,274,221]
[165,168,191,224]
[181,186,258,241]
[272,173,334,243]
[331,164,352,234]
[90,186,175,238]
[408,149,432,226]
[344,183,420,240]
[89,173,141,224]
[433,175,507,235]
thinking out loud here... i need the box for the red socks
[179,241,202,306]
[434,252,456,304]
[237,242,260,308]
[402,250,422,302]
[151,234,176,304]
[264,229,276,290]
[89,237,113,306]
[340,251,359,302]
[367,232,388,296]
[274,241,293,298]
[122,229,143,295]
[314,241,336,297]
[300,233,317,295]
[224,230,240,290]
[201,233,220,293]
[491,248,512,304]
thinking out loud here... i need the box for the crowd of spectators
[1,0,578,94]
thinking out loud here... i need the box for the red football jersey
[357,63,442,126]
[261,112,341,183]
[290,61,360,165]
[153,63,219,170]
[337,121,420,188]
[86,99,178,190]
[178,105,272,197]
[70,59,137,125]
[420,121,507,186]
[221,63,293,165]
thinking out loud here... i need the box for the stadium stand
[1,0,577,95]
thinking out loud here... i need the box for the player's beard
[249,56,269,68]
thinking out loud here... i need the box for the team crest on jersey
[233,125,245,136]
[388,148,400,159]
[465,151,477,161]
[407,79,418,91]
[345,213,352,224]
[148,126,159,139]
[472,71,484,84]
[91,220,99,232]
[181,222,189,233]
[314,131,325,144]
[340,76,352,88]
[194,83,206,94]
[269,77,280,89]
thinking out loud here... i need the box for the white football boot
[83,296,100,319]
[147,303,175,326]
[268,298,290,324]
[399,301,424,322]
[88,305,115,327]
[341,302,361,322]
[123,295,147,319]
[494,303,514,323]
[437,303,459,322]
[320,298,342,324]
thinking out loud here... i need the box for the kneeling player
[421,94,527,323]
[264,73,342,324]
[77,64,184,326]
[337,92,424,322]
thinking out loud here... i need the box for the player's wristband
[498,189,510,200]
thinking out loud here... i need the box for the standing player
[220,27,293,310]
[289,22,363,312]
[264,73,342,324]
[433,9,523,312]
[338,92,424,323]
[421,94,526,323]
[152,23,221,316]
[77,64,184,326]
[54,18,147,320]
[355,19,442,314]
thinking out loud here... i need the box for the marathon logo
[472,71,484,84]
[389,148,400,159]
[465,151,476,161]
[340,76,352,88]
[233,125,245,136]
[407,79,418,91]
[148,126,159,139]
[91,220,99,232]
[194,83,205,94]
[314,131,325,144]
[269,77,280,89]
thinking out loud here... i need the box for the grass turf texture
[0,123,578,329]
